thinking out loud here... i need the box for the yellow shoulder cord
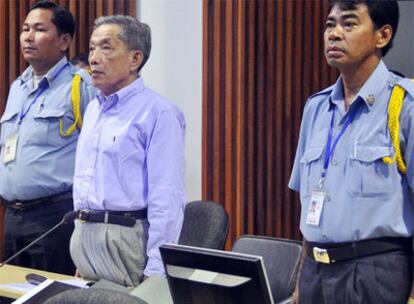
[382,79,414,174]
[59,74,83,137]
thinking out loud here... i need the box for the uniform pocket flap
[352,145,393,163]
[33,107,66,119]
[300,146,324,165]
[0,110,19,123]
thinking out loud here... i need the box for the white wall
[383,1,414,77]
[138,0,202,201]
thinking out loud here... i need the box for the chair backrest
[44,288,146,304]
[178,200,229,250]
[231,235,302,303]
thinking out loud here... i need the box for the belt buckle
[313,247,330,264]
[78,210,89,223]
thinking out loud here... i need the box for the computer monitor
[159,244,274,304]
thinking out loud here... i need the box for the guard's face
[324,4,387,71]
[89,24,143,96]
[20,9,70,69]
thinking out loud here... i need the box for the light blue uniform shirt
[73,77,186,276]
[289,61,414,243]
[0,57,95,201]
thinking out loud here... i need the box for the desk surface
[0,264,79,299]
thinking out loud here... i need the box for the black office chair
[231,235,302,304]
[44,288,147,304]
[178,200,229,250]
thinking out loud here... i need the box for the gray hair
[94,15,151,72]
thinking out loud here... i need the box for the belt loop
[104,211,109,224]
[352,242,357,259]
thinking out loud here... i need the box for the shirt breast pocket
[29,107,66,147]
[300,146,325,197]
[346,145,395,198]
[0,110,19,149]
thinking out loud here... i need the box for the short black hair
[30,0,76,38]
[71,52,89,66]
[329,0,399,56]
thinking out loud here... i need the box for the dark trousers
[299,249,412,304]
[3,198,75,275]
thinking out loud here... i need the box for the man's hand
[292,239,306,304]
[408,284,414,304]
[291,284,299,304]
[74,269,82,277]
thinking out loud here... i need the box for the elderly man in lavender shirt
[69,15,186,287]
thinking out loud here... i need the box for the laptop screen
[159,244,274,304]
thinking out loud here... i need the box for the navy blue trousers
[299,249,412,304]
[3,198,75,275]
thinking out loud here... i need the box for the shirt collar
[329,77,344,109]
[357,60,389,110]
[19,56,69,87]
[96,77,145,111]
[329,60,390,112]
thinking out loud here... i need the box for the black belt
[76,209,147,227]
[3,191,72,211]
[307,237,412,264]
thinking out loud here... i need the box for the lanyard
[320,102,360,185]
[18,63,69,125]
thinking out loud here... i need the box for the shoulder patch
[308,84,335,99]
[396,78,414,100]
[74,69,92,85]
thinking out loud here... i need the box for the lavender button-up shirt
[73,77,186,276]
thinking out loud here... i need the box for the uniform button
[322,234,328,240]
[331,158,338,166]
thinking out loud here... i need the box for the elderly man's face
[89,24,142,96]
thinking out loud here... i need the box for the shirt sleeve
[288,99,311,192]
[144,109,186,276]
[402,96,414,193]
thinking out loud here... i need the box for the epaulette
[74,68,93,85]
[395,78,414,100]
[308,84,335,99]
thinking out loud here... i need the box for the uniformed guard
[289,1,414,303]
[0,0,95,275]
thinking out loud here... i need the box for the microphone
[0,210,78,268]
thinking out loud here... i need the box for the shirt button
[326,195,331,202]
[322,234,328,240]
[331,158,338,166]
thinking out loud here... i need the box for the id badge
[306,190,325,226]
[3,132,19,164]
